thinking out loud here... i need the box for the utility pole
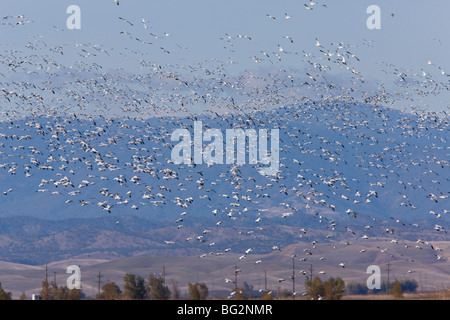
[264,269,267,291]
[234,265,239,293]
[292,257,296,300]
[97,271,103,297]
[310,264,313,280]
[386,262,391,295]
[162,266,166,286]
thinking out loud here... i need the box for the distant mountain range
[0,101,448,264]
[0,214,447,265]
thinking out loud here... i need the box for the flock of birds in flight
[0,1,449,289]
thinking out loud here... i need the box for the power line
[234,265,240,293]
[96,271,103,297]
[264,269,267,291]
[386,262,391,295]
[292,257,296,300]
[162,266,166,285]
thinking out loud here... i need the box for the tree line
[345,279,418,297]
[96,273,211,300]
[0,274,344,300]
[34,273,209,300]
[0,274,419,300]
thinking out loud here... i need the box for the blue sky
[1,0,449,112]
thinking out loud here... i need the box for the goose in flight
[119,17,133,26]
[315,38,323,47]
[141,18,149,29]
[284,35,294,43]
[278,44,287,54]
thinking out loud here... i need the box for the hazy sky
[1,0,449,112]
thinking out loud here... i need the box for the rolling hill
[0,101,448,266]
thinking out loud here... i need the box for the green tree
[305,276,344,300]
[43,283,83,300]
[19,292,27,300]
[171,280,180,300]
[392,280,403,298]
[188,282,209,300]
[0,282,12,300]
[277,288,292,299]
[401,279,418,293]
[346,282,368,295]
[54,285,70,300]
[305,276,325,299]
[323,277,345,300]
[260,291,273,300]
[67,288,83,300]
[122,273,147,300]
[148,274,171,300]
[233,288,246,300]
[50,280,58,298]
[242,282,254,299]
[40,279,51,300]
[98,281,122,300]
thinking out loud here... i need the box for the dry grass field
[1,240,449,299]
